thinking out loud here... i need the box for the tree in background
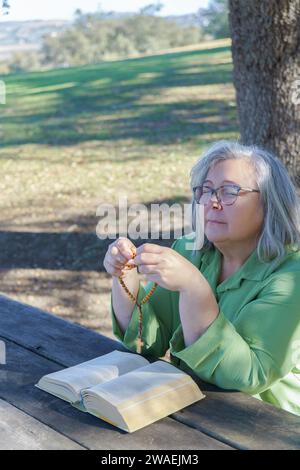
[9,51,41,73]
[198,0,230,39]
[229,0,300,183]
[1,0,9,14]
[139,3,164,16]
[41,12,202,68]
[3,1,299,181]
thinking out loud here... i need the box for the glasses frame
[193,184,260,206]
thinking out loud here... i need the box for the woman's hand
[103,237,137,278]
[133,243,219,346]
[132,243,203,292]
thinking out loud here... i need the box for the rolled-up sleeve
[170,273,300,395]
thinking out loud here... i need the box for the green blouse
[110,234,300,416]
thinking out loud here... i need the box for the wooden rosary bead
[118,247,157,354]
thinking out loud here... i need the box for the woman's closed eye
[202,185,239,194]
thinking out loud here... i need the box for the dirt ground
[0,39,235,344]
[0,205,175,341]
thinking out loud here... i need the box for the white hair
[189,140,300,262]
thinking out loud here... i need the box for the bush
[9,51,42,73]
[198,0,229,39]
[40,14,203,68]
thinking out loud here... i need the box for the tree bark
[229,0,300,184]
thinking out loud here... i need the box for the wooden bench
[0,293,300,450]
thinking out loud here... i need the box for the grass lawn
[0,38,239,337]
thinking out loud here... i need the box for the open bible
[35,350,205,433]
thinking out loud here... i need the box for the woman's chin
[205,232,227,243]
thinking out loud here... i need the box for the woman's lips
[207,220,225,224]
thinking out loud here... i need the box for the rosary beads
[118,248,157,354]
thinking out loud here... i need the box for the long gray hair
[190,140,300,262]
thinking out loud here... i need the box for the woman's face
[203,159,264,248]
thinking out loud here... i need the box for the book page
[37,350,149,398]
[83,360,195,407]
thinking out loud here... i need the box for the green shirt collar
[200,245,294,293]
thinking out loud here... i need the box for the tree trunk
[228,0,300,184]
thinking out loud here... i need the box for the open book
[35,350,205,433]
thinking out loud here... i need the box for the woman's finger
[116,238,136,260]
[133,252,160,266]
[135,243,163,256]
[138,264,159,274]
[110,245,128,264]
[104,259,124,277]
[105,253,124,269]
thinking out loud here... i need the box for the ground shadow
[0,196,192,271]
[0,44,236,150]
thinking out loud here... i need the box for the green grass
[0,39,240,336]
[0,39,239,225]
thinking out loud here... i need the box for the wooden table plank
[0,336,233,450]
[1,294,300,450]
[0,293,128,366]
[172,388,300,450]
[0,398,84,450]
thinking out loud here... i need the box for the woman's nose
[211,198,222,209]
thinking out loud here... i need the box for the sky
[1,0,210,22]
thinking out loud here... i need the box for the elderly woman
[104,140,300,417]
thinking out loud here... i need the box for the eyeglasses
[193,184,260,206]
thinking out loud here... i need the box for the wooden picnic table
[0,293,300,450]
